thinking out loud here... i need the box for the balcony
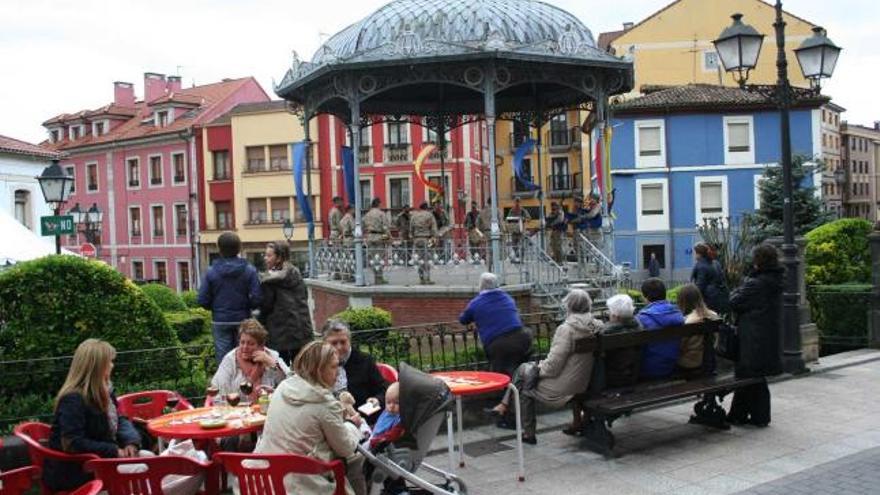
[384,144,411,163]
[546,172,584,198]
[510,176,538,198]
[547,128,571,151]
[173,175,185,183]
[150,177,162,185]
[128,180,140,187]
[428,146,449,161]
[358,146,371,164]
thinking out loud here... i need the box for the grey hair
[320,318,351,339]
[606,294,635,320]
[563,289,592,315]
[479,272,499,291]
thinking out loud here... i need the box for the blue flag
[514,138,539,191]
[291,142,314,226]
[341,146,355,207]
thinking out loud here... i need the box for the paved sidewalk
[419,350,880,495]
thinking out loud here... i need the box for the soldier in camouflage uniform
[338,205,355,281]
[362,197,390,283]
[327,196,343,242]
[478,199,506,271]
[395,205,411,248]
[507,198,531,259]
[409,202,438,284]
[546,202,567,263]
[464,201,483,256]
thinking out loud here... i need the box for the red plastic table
[432,371,525,482]
[147,406,265,451]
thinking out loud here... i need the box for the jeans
[212,323,240,364]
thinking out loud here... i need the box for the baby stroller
[358,363,468,495]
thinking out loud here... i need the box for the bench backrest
[573,320,720,354]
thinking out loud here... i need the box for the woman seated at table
[211,319,290,403]
[487,289,602,444]
[45,338,142,492]
[255,341,366,495]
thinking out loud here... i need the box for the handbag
[715,321,739,362]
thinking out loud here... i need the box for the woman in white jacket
[254,341,366,495]
[488,289,603,444]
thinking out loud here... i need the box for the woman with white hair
[487,289,602,444]
[459,272,532,376]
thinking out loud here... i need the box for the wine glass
[226,392,241,407]
[205,385,220,408]
[239,381,253,404]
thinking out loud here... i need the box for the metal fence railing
[807,286,872,355]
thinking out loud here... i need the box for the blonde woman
[255,341,366,495]
[45,339,141,492]
[676,283,720,370]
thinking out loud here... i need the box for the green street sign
[41,215,75,236]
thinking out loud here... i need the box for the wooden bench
[571,321,761,456]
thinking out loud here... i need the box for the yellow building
[603,0,816,91]
[200,101,320,271]
[495,109,592,225]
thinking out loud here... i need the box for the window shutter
[638,127,661,156]
[700,182,723,213]
[728,122,750,152]
[641,184,664,214]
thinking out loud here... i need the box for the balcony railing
[428,147,449,161]
[547,128,571,150]
[150,177,162,185]
[358,146,371,164]
[128,180,139,187]
[547,173,572,191]
[510,176,538,197]
[173,175,185,183]
[509,133,529,152]
[384,144,411,163]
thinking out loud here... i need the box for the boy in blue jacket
[199,232,262,363]
[637,278,685,378]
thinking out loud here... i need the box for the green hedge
[166,308,212,343]
[181,289,200,309]
[807,284,872,355]
[140,283,187,311]
[332,306,393,331]
[805,218,872,286]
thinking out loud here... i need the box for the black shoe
[562,426,582,437]
[749,420,770,428]
[483,407,504,418]
[521,435,537,445]
[726,414,748,426]
[496,418,517,430]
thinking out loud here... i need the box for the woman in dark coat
[691,243,728,313]
[726,243,785,427]
[260,241,314,365]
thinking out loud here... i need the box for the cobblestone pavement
[734,446,880,495]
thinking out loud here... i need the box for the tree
[752,155,830,241]
[698,215,759,290]
[804,218,872,286]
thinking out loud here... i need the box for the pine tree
[752,155,830,241]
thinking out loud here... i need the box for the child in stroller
[358,363,468,495]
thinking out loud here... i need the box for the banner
[513,138,539,191]
[341,146,355,206]
[594,134,604,199]
[415,144,444,195]
[291,142,314,225]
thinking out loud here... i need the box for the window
[215,201,232,229]
[270,197,290,223]
[14,190,30,229]
[156,111,169,127]
[550,157,570,190]
[70,126,81,140]
[175,204,188,236]
[269,145,289,171]
[246,146,265,172]
[295,196,316,223]
[359,179,372,211]
[724,116,754,164]
[65,166,76,193]
[50,129,60,142]
[388,177,410,210]
[514,158,533,193]
[703,51,720,71]
[822,134,827,147]
[132,261,144,281]
[512,120,530,148]
[636,179,669,231]
[129,207,142,236]
[155,261,167,285]
[87,163,98,191]
[127,158,140,187]
[178,262,190,291]
[93,121,105,136]
[549,114,569,147]
[426,175,450,206]
[386,121,408,146]
[423,123,450,144]
[695,176,727,223]
[642,244,666,270]
[152,206,164,236]
[213,151,230,180]
[635,120,665,168]
[248,198,267,223]
[149,156,163,185]
[172,153,186,184]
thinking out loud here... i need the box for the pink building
[45,72,269,291]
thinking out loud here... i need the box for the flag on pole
[415,144,444,195]
[513,138,539,191]
[291,142,314,225]
[341,146,355,206]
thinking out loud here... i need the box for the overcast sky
[1,0,876,143]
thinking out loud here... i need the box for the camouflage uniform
[409,209,438,284]
[362,207,390,283]
[478,206,505,270]
[337,212,355,281]
[395,210,411,245]
[507,206,531,259]
[464,210,482,255]
[546,208,567,263]
[328,206,342,242]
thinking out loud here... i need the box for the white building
[0,134,60,233]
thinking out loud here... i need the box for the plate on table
[198,419,227,430]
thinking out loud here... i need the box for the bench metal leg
[689,393,730,430]
[581,415,615,457]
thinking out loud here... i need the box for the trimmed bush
[166,308,212,343]
[181,289,200,309]
[331,306,393,331]
[141,283,187,311]
[805,218,872,286]
[807,284,872,355]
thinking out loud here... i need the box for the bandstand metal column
[350,98,366,286]
[484,68,502,280]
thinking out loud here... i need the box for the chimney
[144,72,167,102]
[875,121,880,131]
[167,75,182,94]
[623,22,634,30]
[113,81,135,106]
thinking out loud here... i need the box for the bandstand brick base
[307,280,535,327]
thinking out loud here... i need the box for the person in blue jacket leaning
[199,232,263,364]
[637,277,685,378]
[459,272,532,377]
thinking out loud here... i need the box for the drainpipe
[179,128,200,288]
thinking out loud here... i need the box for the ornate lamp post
[282,218,295,243]
[36,160,74,254]
[68,202,104,245]
[714,2,841,373]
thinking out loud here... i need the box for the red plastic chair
[116,390,193,423]
[69,481,102,495]
[214,452,346,495]
[0,465,39,495]
[376,363,399,383]
[13,422,99,495]
[86,455,215,495]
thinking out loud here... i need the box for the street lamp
[68,202,103,245]
[714,2,840,374]
[36,160,73,254]
[282,218,294,243]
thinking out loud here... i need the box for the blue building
[608,84,828,280]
